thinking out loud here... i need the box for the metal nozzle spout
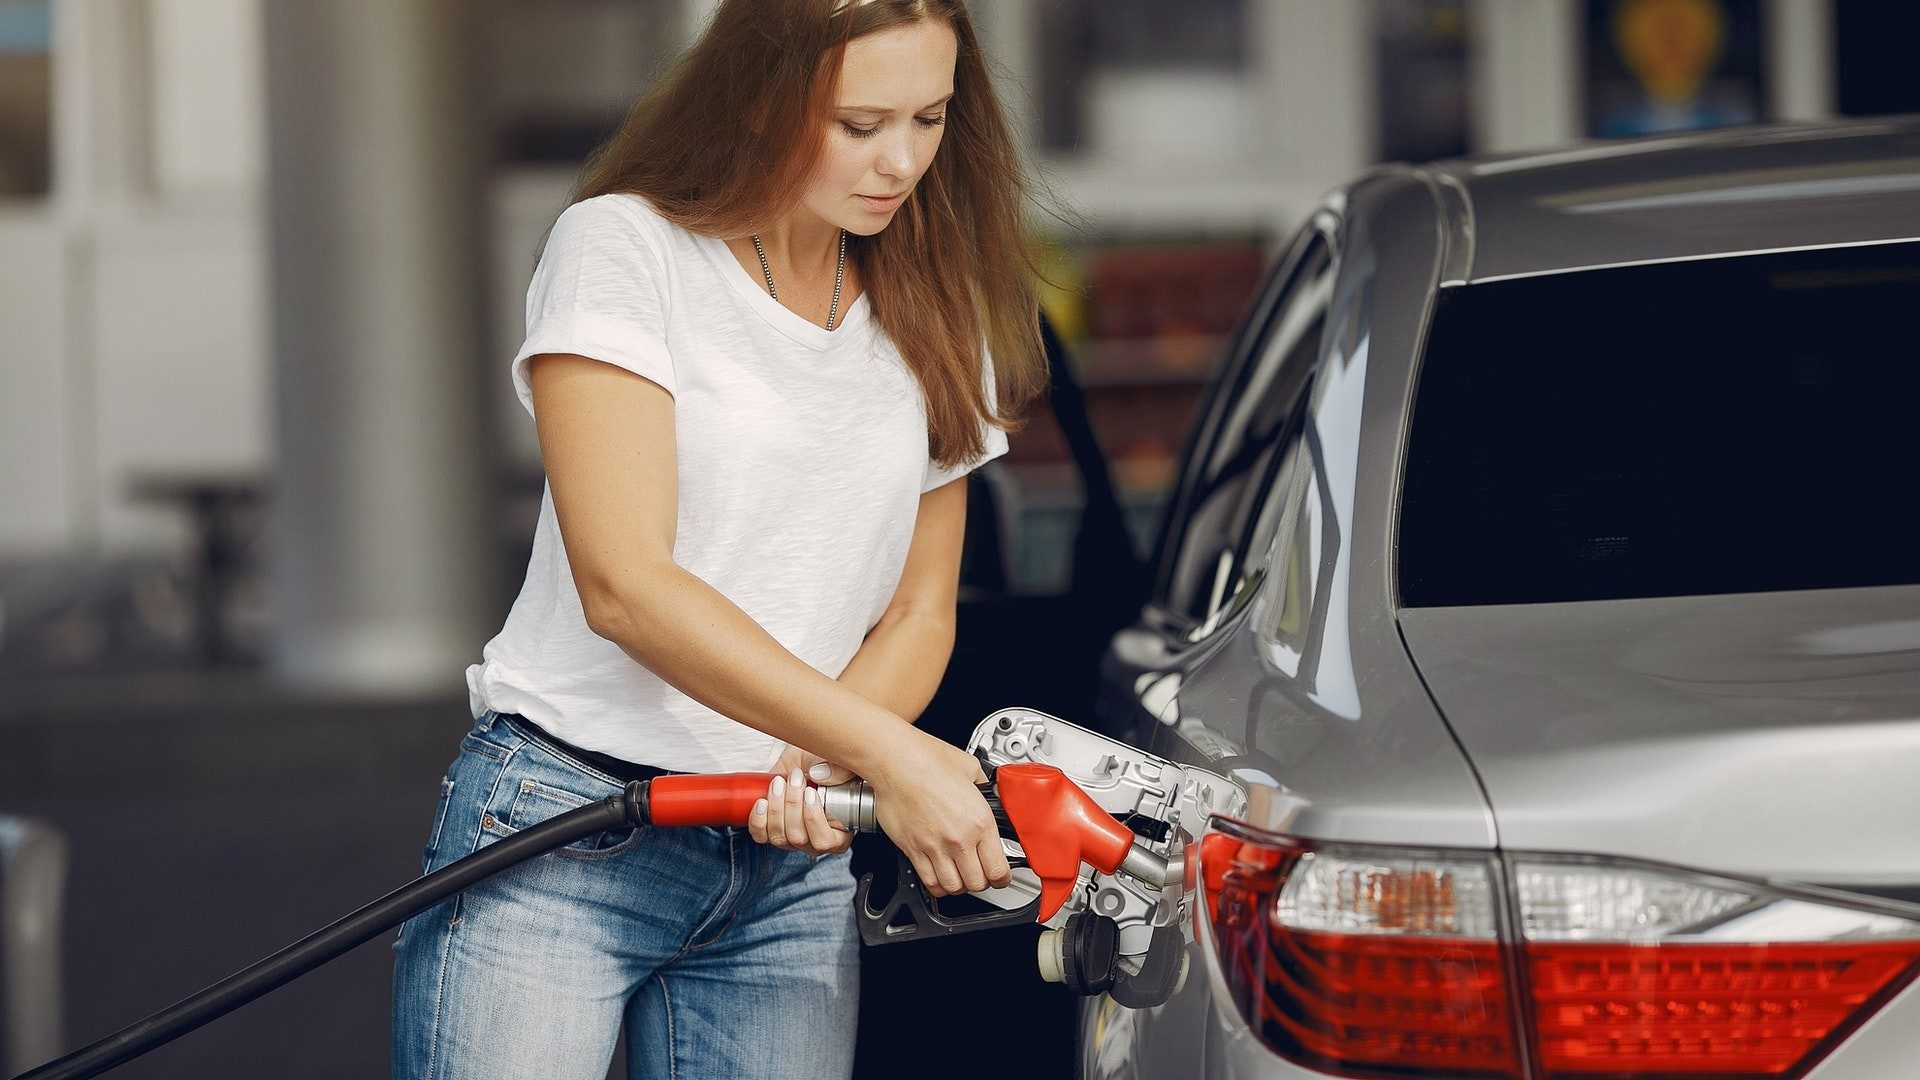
[1120,844,1169,888]
[817,780,876,833]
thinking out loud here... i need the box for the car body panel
[1398,586,1920,885]
[1090,168,1505,1080]
[1433,119,1920,284]
[1100,170,1496,852]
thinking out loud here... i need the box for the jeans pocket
[459,731,513,765]
[482,777,648,860]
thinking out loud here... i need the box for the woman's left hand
[747,745,856,856]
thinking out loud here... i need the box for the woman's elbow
[579,589,630,643]
[576,563,674,645]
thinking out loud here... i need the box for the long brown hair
[569,0,1050,469]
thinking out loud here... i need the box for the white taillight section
[1515,861,1754,941]
[1275,850,1498,937]
[1702,897,1920,942]
[1514,858,1920,943]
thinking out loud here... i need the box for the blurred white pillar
[45,0,155,549]
[1766,0,1835,122]
[967,0,1041,144]
[1257,0,1376,190]
[260,0,492,694]
[148,0,264,196]
[1469,0,1582,153]
[49,0,151,211]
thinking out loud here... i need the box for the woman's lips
[857,191,906,211]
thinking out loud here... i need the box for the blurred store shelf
[989,233,1268,594]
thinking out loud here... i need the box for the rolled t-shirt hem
[922,425,1010,492]
[511,309,676,416]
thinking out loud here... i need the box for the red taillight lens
[1264,933,1517,1073]
[1198,826,1920,1079]
[1530,941,1920,1075]
[1201,825,1524,1078]
[1514,859,1920,1078]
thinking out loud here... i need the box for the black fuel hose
[13,781,651,1080]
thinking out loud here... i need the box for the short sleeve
[921,340,1011,492]
[509,195,676,417]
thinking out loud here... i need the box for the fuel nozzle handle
[822,773,1167,897]
[642,766,1166,919]
[993,762,1163,920]
[641,772,878,830]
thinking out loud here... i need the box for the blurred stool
[0,816,67,1075]
[126,470,264,665]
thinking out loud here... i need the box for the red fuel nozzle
[646,772,778,827]
[993,763,1136,921]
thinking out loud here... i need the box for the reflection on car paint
[1250,322,1371,722]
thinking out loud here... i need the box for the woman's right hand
[867,734,1013,898]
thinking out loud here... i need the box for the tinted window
[1399,241,1920,606]
[1159,236,1332,629]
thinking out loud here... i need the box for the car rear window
[1398,240,1920,607]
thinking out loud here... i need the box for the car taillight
[1200,825,1524,1078]
[1199,823,1920,1079]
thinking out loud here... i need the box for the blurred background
[1,0,1916,1076]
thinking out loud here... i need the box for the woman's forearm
[584,561,922,780]
[834,607,957,725]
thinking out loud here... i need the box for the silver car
[1086,118,1920,1079]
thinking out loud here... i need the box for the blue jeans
[391,710,859,1079]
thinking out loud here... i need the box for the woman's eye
[840,115,946,139]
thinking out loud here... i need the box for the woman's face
[800,18,957,237]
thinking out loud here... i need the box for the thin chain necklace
[751,228,848,331]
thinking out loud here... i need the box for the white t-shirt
[465,192,1008,772]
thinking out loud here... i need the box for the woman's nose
[876,133,917,179]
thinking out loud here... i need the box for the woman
[390,1,1051,1077]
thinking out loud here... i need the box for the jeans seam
[658,973,679,1080]
[687,833,743,950]
[450,740,524,928]
[424,895,457,1080]
[421,776,456,873]
[691,839,772,951]
[689,906,744,951]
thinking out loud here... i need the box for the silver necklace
[751,228,848,330]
